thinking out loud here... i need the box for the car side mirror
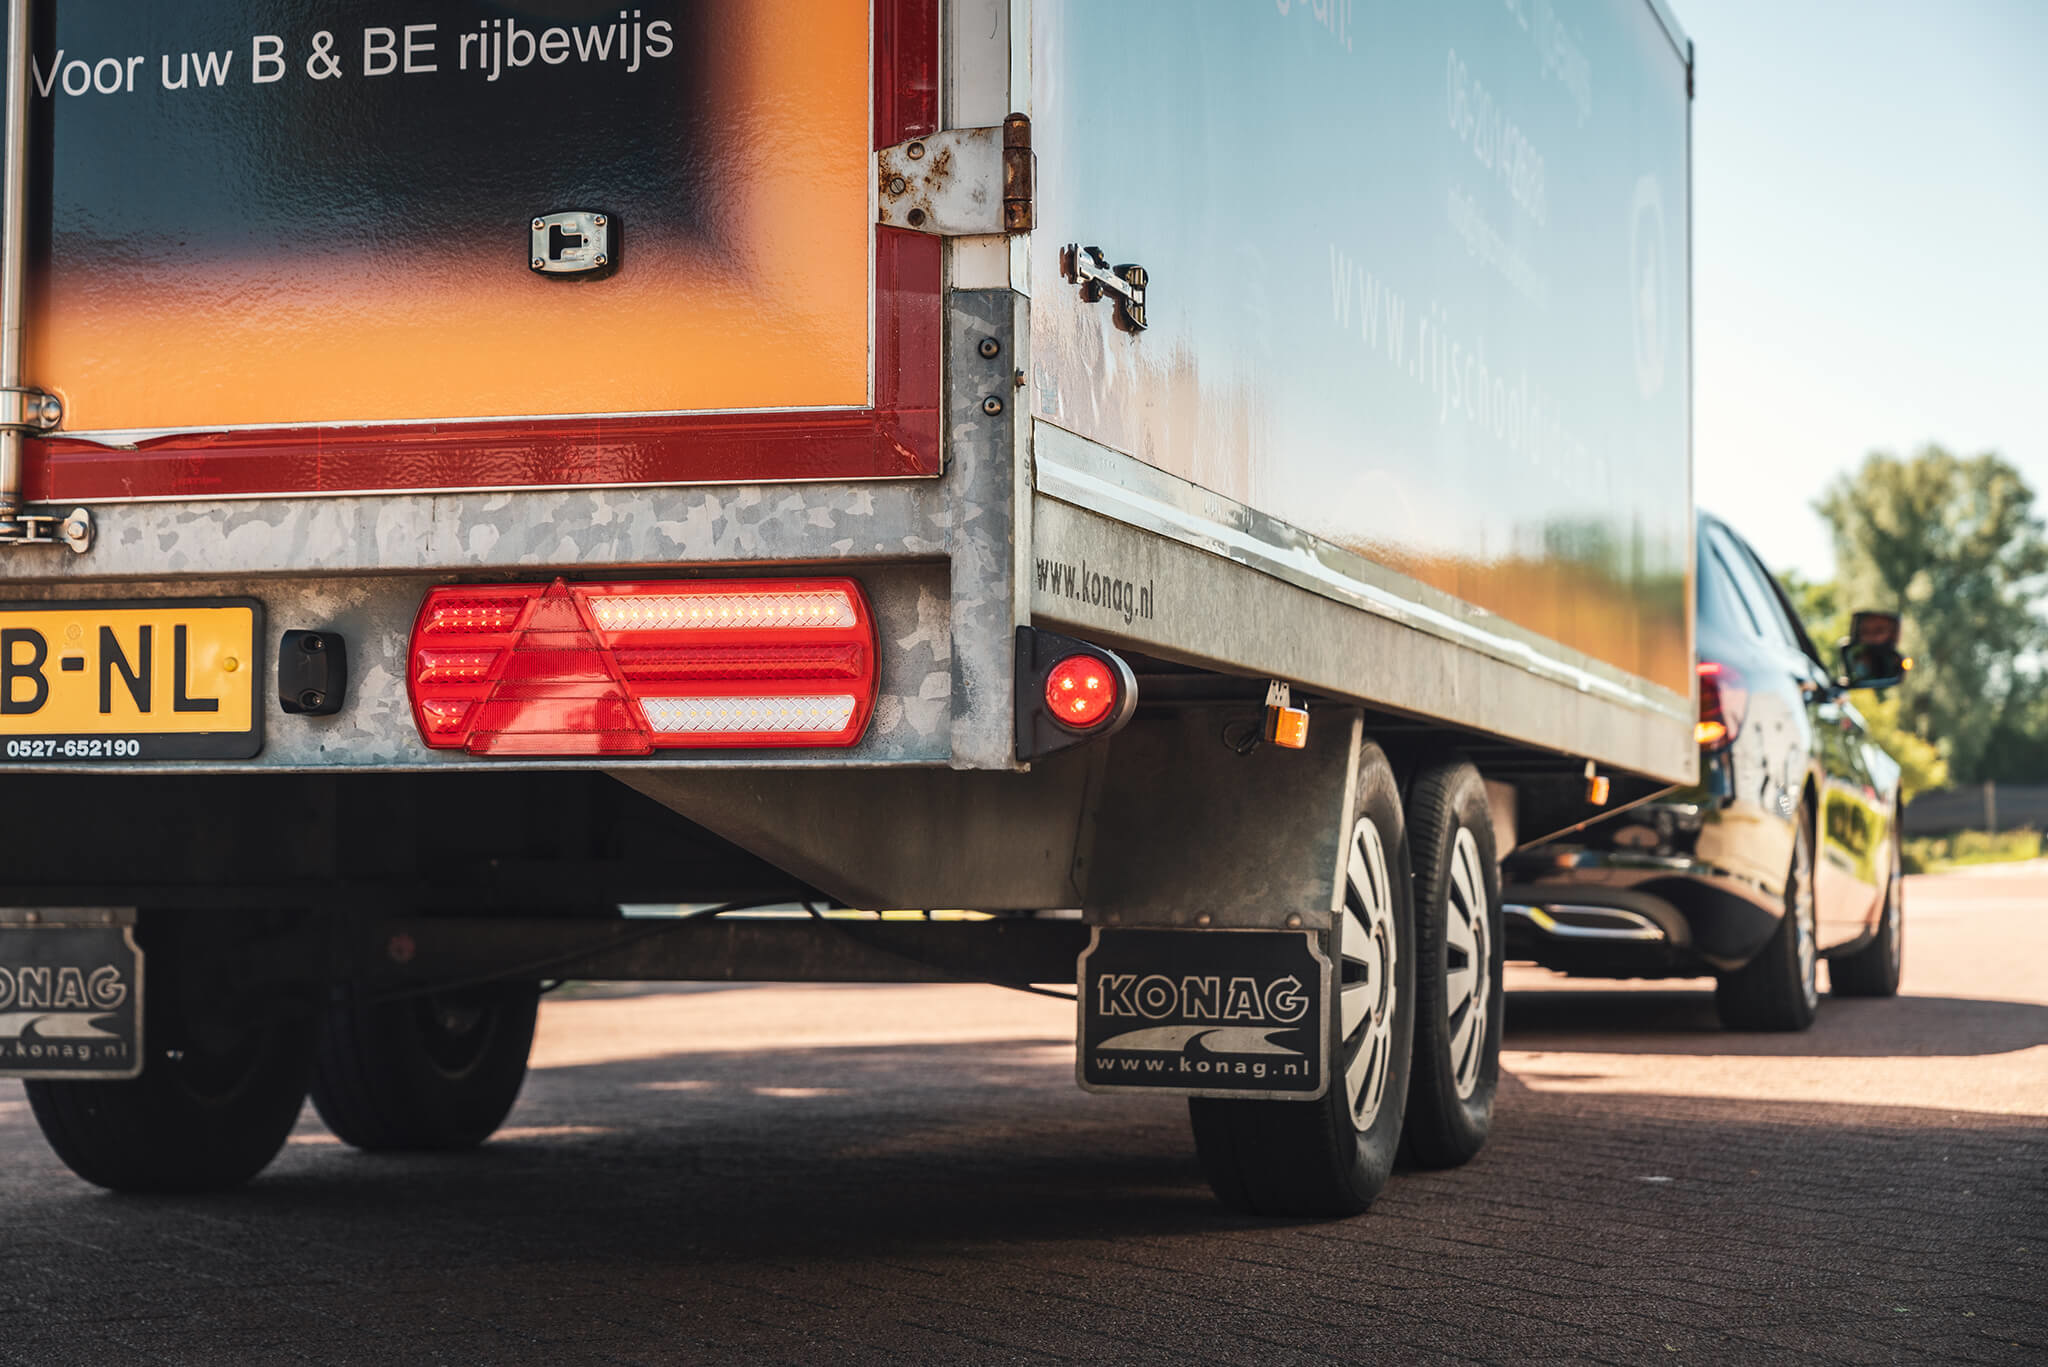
[1838,610,1907,692]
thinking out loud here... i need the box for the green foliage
[1813,445,2048,782]
[1972,694,2048,783]
[1900,828,2041,875]
[1848,688,1949,803]
[1777,568,1846,649]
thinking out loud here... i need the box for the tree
[1849,688,1950,804]
[1776,570,1950,802]
[1814,446,2048,782]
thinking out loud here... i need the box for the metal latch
[0,386,89,552]
[0,506,93,553]
[876,113,1033,236]
[530,211,611,275]
[1061,246,1148,332]
[0,387,60,432]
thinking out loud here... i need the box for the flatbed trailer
[0,0,1693,1213]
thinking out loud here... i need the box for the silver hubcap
[1444,826,1491,1099]
[1339,815,1398,1128]
[1793,828,1818,1010]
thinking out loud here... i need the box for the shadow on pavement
[2,1034,2045,1364]
[1504,988,2048,1057]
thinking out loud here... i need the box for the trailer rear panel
[10,0,943,498]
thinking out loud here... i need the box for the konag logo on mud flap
[1078,929,1329,1099]
[0,933,141,1077]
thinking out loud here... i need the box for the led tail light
[1696,660,1746,750]
[1014,626,1138,761]
[408,578,877,755]
[1045,654,1120,728]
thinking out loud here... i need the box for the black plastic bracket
[1015,625,1138,762]
[278,630,347,716]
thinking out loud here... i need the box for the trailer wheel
[1188,740,1415,1216]
[311,982,540,1151]
[25,1002,317,1194]
[1716,817,1821,1030]
[1399,758,1504,1169]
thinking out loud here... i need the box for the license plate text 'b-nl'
[0,601,263,760]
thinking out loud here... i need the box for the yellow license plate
[0,600,262,760]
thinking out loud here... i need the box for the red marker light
[1045,654,1118,728]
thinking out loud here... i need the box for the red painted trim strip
[876,0,939,144]
[28,0,941,504]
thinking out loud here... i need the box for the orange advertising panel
[24,2,875,436]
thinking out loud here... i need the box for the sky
[1686,0,2048,579]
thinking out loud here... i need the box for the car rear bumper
[1503,856,1784,976]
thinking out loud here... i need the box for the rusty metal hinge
[876,113,1033,237]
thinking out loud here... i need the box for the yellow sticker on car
[0,601,262,760]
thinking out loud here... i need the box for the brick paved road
[2,871,2043,1365]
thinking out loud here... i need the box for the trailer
[0,0,1694,1214]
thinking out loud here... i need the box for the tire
[311,981,540,1151]
[1716,816,1820,1030]
[1831,830,1904,997]
[25,990,317,1194]
[1188,740,1415,1217]
[1399,758,1504,1169]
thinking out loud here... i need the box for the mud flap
[1077,927,1330,1100]
[0,918,144,1080]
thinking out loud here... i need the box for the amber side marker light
[408,577,877,755]
[1261,679,1310,749]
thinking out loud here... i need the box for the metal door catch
[1062,246,1148,332]
[0,506,93,553]
[0,389,90,551]
[530,212,611,275]
[0,387,60,432]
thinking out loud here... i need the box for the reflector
[641,696,859,734]
[408,578,877,754]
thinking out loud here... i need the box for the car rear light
[408,578,877,755]
[1696,660,1745,750]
